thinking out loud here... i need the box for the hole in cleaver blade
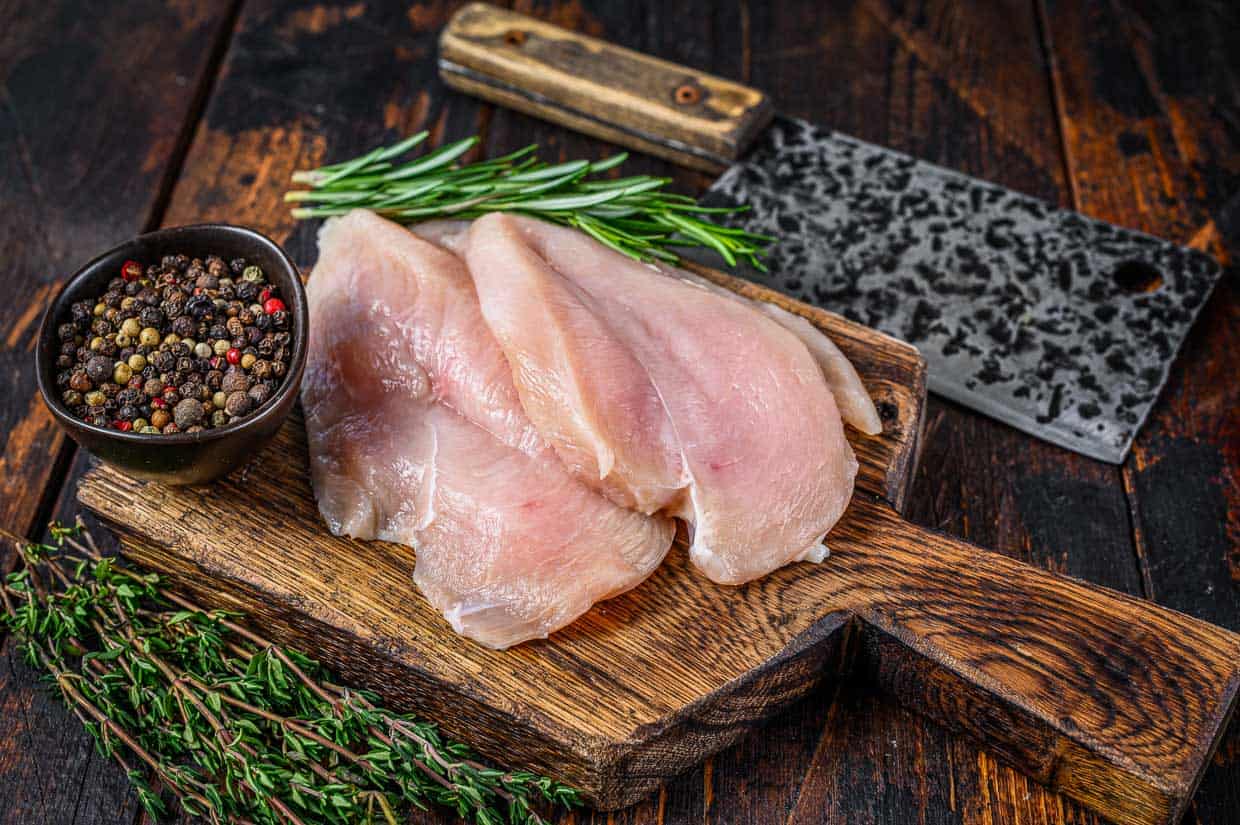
[684,116,1223,464]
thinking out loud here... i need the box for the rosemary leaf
[286,134,771,269]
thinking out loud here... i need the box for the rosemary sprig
[285,132,772,270]
[1,521,580,825]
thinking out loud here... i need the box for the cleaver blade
[699,116,1222,463]
[439,3,1224,462]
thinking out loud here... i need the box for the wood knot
[504,29,527,46]
[673,83,702,105]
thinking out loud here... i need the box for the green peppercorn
[84,390,106,407]
[140,426,161,434]
[114,332,132,348]
[139,327,161,346]
[89,336,105,352]
[212,390,227,410]
[240,352,257,370]
[213,338,230,356]
[112,363,132,384]
[132,418,148,431]
[163,333,181,346]
[120,317,141,337]
[242,265,265,284]
[127,353,147,372]
[93,303,106,316]
[195,342,213,359]
[211,409,229,428]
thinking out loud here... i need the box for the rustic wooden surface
[1,1,1236,823]
[77,412,1240,823]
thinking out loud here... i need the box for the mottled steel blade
[700,116,1222,463]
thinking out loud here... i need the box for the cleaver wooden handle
[439,2,772,172]
[835,502,1240,825]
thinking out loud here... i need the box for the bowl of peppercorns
[36,224,307,485]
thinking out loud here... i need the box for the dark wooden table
[2,1,1236,823]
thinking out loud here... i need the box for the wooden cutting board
[79,266,1238,825]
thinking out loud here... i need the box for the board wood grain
[78,271,1239,825]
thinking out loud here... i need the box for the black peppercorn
[71,302,93,327]
[171,316,196,338]
[247,383,271,406]
[152,351,176,373]
[173,398,204,429]
[224,391,251,417]
[62,390,83,407]
[56,355,73,369]
[139,306,164,328]
[85,356,112,383]
[67,378,88,397]
[221,368,250,394]
[186,294,214,320]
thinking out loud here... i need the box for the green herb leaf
[287,134,771,270]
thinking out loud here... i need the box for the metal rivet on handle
[674,83,702,105]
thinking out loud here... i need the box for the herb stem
[2,524,581,824]
[286,134,773,269]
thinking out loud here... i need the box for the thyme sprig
[284,131,772,269]
[1,522,579,825]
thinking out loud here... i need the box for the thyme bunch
[0,522,579,825]
[285,132,772,269]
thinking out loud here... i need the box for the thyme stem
[2,524,580,824]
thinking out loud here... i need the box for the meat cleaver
[439,3,1223,463]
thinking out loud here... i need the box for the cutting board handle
[439,2,772,172]
[840,504,1240,825]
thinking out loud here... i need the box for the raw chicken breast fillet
[463,214,859,585]
[303,210,674,648]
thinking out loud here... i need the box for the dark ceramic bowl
[36,224,308,485]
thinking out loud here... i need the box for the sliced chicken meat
[463,213,859,585]
[652,267,883,435]
[303,210,674,648]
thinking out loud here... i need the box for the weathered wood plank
[16,1,498,823]
[479,1,1141,823]
[0,0,235,548]
[1041,1,1240,823]
[735,1,1133,823]
[0,2,238,823]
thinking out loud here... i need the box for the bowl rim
[36,222,308,447]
